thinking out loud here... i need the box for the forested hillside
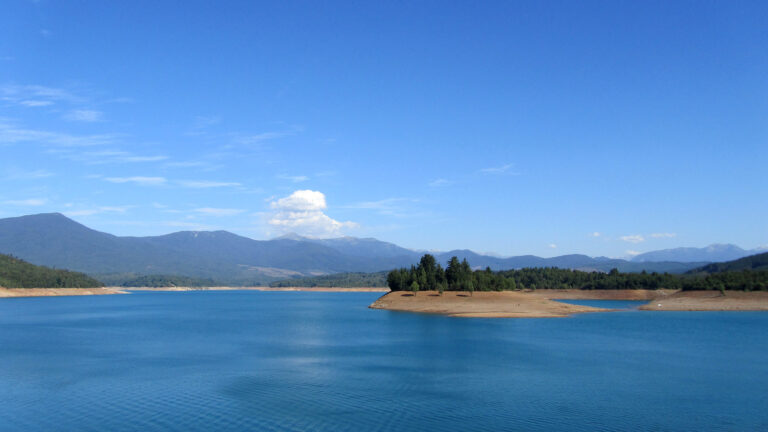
[687,252,768,275]
[0,254,103,288]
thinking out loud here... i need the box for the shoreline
[0,287,128,298]
[639,290,768,311]
[371,289,768,316]
[0,286,388,298]
[369,291,610,318]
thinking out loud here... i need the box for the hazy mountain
[630,244,756,263]
[0,213,712,285]
[687,251,768,275]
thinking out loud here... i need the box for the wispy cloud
[73,150,167,164]
[278,174,309,183]
[620,234,645,244]
[0,84,82,106]
[194,207,245,216]
[0,120,117,148]
[19,100,53,107]
[480,163,519,175]
[3,198,47,206]
[233,131,292,145]
[104,176,167,186]
[591,232,601,237]
[178,180,241,188]
[3,169,54,180]
[64,206,133,217]
[63,109,103,122]
[428,178,453,187]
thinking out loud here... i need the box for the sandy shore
[0,287,128,298]
[639,290,768,311]
[369,291,609,318]
[527,289,677,300]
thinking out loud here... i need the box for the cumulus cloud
[620,235,645,244]
[625,250,642,256]
[269,190,357,237]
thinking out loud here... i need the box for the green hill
[0,254,103,288]
[687,251,768,275]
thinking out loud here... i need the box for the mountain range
[0,213,756,285]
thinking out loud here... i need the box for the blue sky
[1,0,767,258]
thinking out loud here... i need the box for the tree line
[0,253,104,288]
[387,254,768,293]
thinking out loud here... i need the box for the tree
[410,280,420,294]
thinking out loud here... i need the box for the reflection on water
[0,291,766,431]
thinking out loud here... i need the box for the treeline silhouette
[387,254,768,293]
[0,253,103,288]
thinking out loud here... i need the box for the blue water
[0,292,766,431]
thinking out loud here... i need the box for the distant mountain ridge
[0,213,731,285]
[631,244,763,263]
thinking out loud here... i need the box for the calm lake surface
[1,291,766,431]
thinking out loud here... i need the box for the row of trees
[387,254,768,293]
[387,255,516,294]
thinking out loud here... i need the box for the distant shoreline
[0,286,388,298]
[3,287,767,313]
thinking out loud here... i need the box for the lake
[1,291,766,431]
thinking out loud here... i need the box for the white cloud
[650,232,677,239]
[620,234,645,244]
[4,169,53,180]
[548,243,557,249]
[75,150,167,164]
[178,180,241,188]
[278,174,309,183]
[429,178,452,187]
[194,207,244,216]
[625,250,642,256]
[480,163,519,175]
[63,109,103,122]
[4,198,47,206]
[0,84,81,105]
[19,100,53,107]
[591,232,601,237]
[269,190,357,237]
[104,176,166,186]
[0,119,116,147]
[233,131,291,145]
